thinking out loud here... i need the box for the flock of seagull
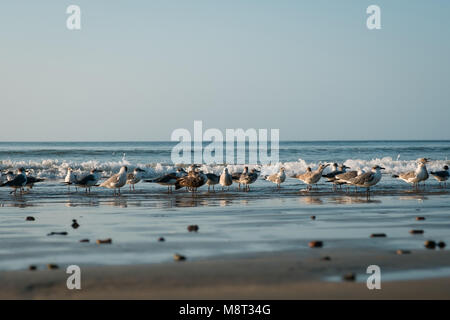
[0,158,449,197]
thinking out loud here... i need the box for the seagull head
[372,165,385,171]
[120,166,128,173]
[418,158,430,164]
[18,167,25,174]
[444,165,449,171]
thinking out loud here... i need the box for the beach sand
[1,248,450,299]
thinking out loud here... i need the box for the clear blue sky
[1,0,449,141]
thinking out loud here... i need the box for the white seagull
[64,167,78,191]
[219,168,233,190]
[392,158,430,189]
[347,165,384,197]
[264,167,286,189]
[99,166,128,195]
[294,164,329,191]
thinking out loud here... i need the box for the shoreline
[2,248,450,299]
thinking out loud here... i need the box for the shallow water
[0,184,449,271]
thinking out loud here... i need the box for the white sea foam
[1,157,448,181]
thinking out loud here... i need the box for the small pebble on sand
[79,239,90,243]
[71,219,80,229]
[174,253,186,261]
[187,225,199,232]
[409,229,424,235]
[47,264,59,270]
[424,240,436,249]
[158,237,165,242]
[416,217,426,221]
[396,250,411,255]
[26,216,35,221]
[96,238,112,244]
[321,256,331,261]
[310,216,316,220]
[47,232,68,236]
[28,265,37,271]
[370,233,387,238]
[342,273,356,281]
[438,241,446,249]
[308,241,323,248]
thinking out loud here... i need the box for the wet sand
[1,248,450,299]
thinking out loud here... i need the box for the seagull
[239,168,259,191]
[392,158,430,189]
[75,169,103,194]
[144,169,184,193]
[430,165,449,188]
[24,171,45,190]
[264,167,286,189]
[347,165,384,197]
[334,168,365,192]
[99,166,128,195]
[205,173,220,192]
[322,164,350,190]
[232,167,248,190]
[0,168,27,195]
[219,168,233,190]
[294,164,329,191]
[175,169,206,193]
[322,164,350,182]
[64,167,78,191]
[322,163,339,181]
[126,168,146,191]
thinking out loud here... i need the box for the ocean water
[0,140,449,183]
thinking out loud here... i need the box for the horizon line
[1,139,450,143]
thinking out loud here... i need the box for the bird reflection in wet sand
[327,196,381,205]
[104,198,128,208]
[299,196,323,205]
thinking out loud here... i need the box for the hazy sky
[1,0,449,141]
